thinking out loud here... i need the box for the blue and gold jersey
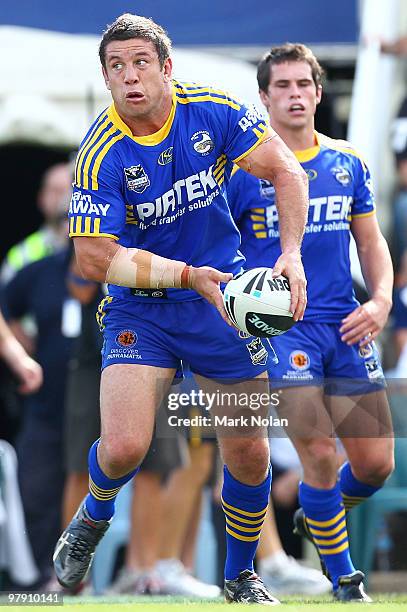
[228,132,375,322]
[69,80,269,301]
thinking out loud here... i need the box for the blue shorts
[270,321,386,395]
[97,296,272,380]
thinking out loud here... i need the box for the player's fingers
[341,322,370,344]
[340,306,364,328]
[271,260,283,277]
[214,271,233,283]
[293,284,307,321]
[289,281,300,318]
[359,331,377,348]
[212,291,233,326]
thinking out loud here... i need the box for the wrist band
[181,265,192,289]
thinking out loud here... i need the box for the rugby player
[53,15,308,604]
[227,43,394,602]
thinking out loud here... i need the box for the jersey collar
[294,131,321,163]
[108,87,177,146]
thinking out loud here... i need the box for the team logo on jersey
[246,337,268,366]
[191,131,215,156]
[332,167,351,186]
[116,329,137,348]
[158,147,173,166]
[124,165,150,193]
[289,350,310,371]
[305,168,318,181]
[259,179,275,199]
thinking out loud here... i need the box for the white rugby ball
[223,267,295,337]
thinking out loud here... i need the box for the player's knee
[301,439,337,486]
[225,439,270,485]
[101,436,147,474]
[351,455,394,486]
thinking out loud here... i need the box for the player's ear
[259,89,270,110]
[163,57,173,82]
[316,84,322,106]
[102,66,111,91]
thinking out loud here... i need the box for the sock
[85,439,139,520]
[299,481,355,590]
[222,464,271,581]
[339,462,381,511]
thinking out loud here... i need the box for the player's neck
[118,88,173,137]
[273,123,316,153]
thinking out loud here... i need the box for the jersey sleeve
[219,96,274,163]
[69,145,125,240]
[227,166,264,222]
[351,156,376,218]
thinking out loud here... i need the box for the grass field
[5,594,407,611]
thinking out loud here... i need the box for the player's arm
[73,236,233,324]
[340,215,393,346]
[0,310,43,394]
[238,129,308,321]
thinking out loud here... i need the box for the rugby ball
[223,267,295,337]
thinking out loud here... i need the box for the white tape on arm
[105,246,191,289]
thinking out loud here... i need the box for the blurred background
[1,0,407,599]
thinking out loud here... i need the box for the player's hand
[272,251,307,321]
[339,298,392,346]
[14,355,43,394]
[189,266,233,325]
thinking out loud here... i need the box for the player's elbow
[275,163,308,190]
[73,237,115,283]
[75,256,105,283]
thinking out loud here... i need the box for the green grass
[5,594,407,611]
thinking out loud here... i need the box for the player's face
[260,61,322,131]
[102,38,172,122]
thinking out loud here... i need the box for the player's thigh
[326,388,394,439]
[196,371,270,467]
[276,385,337,464]
[328,389,394,476]
[100,364,176,453]
[276,384,333,439]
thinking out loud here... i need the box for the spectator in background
[390,250,407,376]
[1,219,75,588]
[0,162,72,288]
[0,310,43,395]
[0,162,72,442]
[380,37,407,269]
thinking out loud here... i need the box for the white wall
[0,26,262,148]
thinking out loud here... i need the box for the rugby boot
[224,569,280,605]
[334,571,372,603]
[53,501,111,588]
[293,507,331,581]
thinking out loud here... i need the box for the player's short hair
[99,13,172,69]
[257,43,324,92]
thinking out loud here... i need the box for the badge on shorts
[289,350,310,371]
[246,337,268,366]
[359,343,373,359]
[116,330,137,348]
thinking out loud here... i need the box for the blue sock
[85,439,139,521]
[339,462,381,511]
[222,464,271,581]
[299,481,355,590]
